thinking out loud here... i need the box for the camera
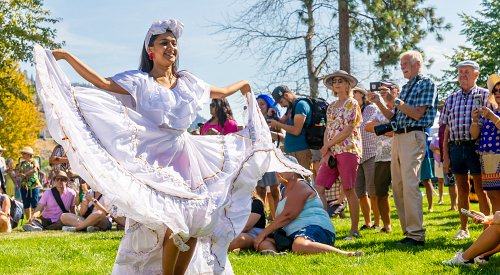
[374,120,397,136]
[370,82,382,91]
[270,112,279,121]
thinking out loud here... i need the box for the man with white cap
[440,60,491,240]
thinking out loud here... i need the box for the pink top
[40,187,76,222]
[326,97,362,157]
[200,119,238,135]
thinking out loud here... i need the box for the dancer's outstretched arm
[210,80,251,99]
[51,49,128,95]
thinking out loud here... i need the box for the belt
[394,126,425,134]
[449,140,477,146]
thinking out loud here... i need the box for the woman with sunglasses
[314,70,363,241]
[200,98,238,135]
[471,74,500,213]
[34,19,308,274]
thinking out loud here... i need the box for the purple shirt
[40,187,76,222]
[440,86,489,141]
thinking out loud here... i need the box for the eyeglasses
[330,78,344,84]
[54,177,68,182]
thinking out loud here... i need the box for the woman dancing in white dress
[34,19,309,274]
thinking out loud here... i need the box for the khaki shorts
[288,149,312,170]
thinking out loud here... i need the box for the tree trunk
[305,0,319,98]
[338,0,350,73]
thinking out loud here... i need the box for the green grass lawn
[1,192,498,274]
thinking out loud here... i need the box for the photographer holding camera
[366,81,399,233]
[367,51,438,246]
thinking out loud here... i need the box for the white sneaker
[453,229,470,240]
[22,223,42,232]
[443,250,473,266]
[474,256,489,264]
[86,226,100,232]
[62,226,76,232]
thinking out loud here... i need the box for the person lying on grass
[253,156,363,256]
[444,210,500,265]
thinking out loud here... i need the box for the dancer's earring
[278,174,289,183]
[149,52,154,60]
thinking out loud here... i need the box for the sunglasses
[210,103,216,108]
[493,88,500,94]
[54,177,68,182]
[330,78,345,84]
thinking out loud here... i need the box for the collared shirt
[439,85,489,142]
[326,97,362,157]
[360,104,378,162]
[395,74,438,129]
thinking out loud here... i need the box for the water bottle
[320,117,325,127]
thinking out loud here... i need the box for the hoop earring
[278,174,289,183]
[149,52,153,60]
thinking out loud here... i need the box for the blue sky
[24,0,484,120]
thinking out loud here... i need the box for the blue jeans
[20,187,40,209]
[289,225,336,246]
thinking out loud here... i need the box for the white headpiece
[144,19,184,50]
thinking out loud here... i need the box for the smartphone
[460,208,485,222]
[473,94,482,109]
[370,82,382,91]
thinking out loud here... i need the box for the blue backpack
[9,197,24,228]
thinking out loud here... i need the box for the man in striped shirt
[441,60,491,240]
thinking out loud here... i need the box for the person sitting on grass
[228,193,266,252]
[23,170,76,231]
[444,210,500,265]
[0,194,12,233]
[253,156,363,257]
[61,181,112,232]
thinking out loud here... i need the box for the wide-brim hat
[487,74,500,94]
[323,70,358,89]
[352,84,367,95]
[19,146,34,155]
[53,170,69,180]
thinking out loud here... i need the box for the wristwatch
[394,98,402,107]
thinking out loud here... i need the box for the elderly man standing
[370,50,438,246]
[441,60,491,240]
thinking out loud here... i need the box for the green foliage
[1,192,499,274]
[350,0,451,76]
[437,0,500,97]
[0,0,62,106]
[0,63,44,160]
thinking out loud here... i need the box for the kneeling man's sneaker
[453,230,470,240]
[23,223,42,232]
[62,226,76,232]
[443,250,473,266]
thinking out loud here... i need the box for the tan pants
[288,149,312,171]
[391,131,426,241]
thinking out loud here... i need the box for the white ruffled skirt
[34,45,310,274]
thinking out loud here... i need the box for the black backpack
[292,97,329,150]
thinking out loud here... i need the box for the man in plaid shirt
[440,60,491,240]
[374,50,438,246]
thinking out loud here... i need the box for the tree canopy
[0,0,62,106]
[437,0,499,97]
[214,0,450,97]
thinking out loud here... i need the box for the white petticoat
[34,45,310,274]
